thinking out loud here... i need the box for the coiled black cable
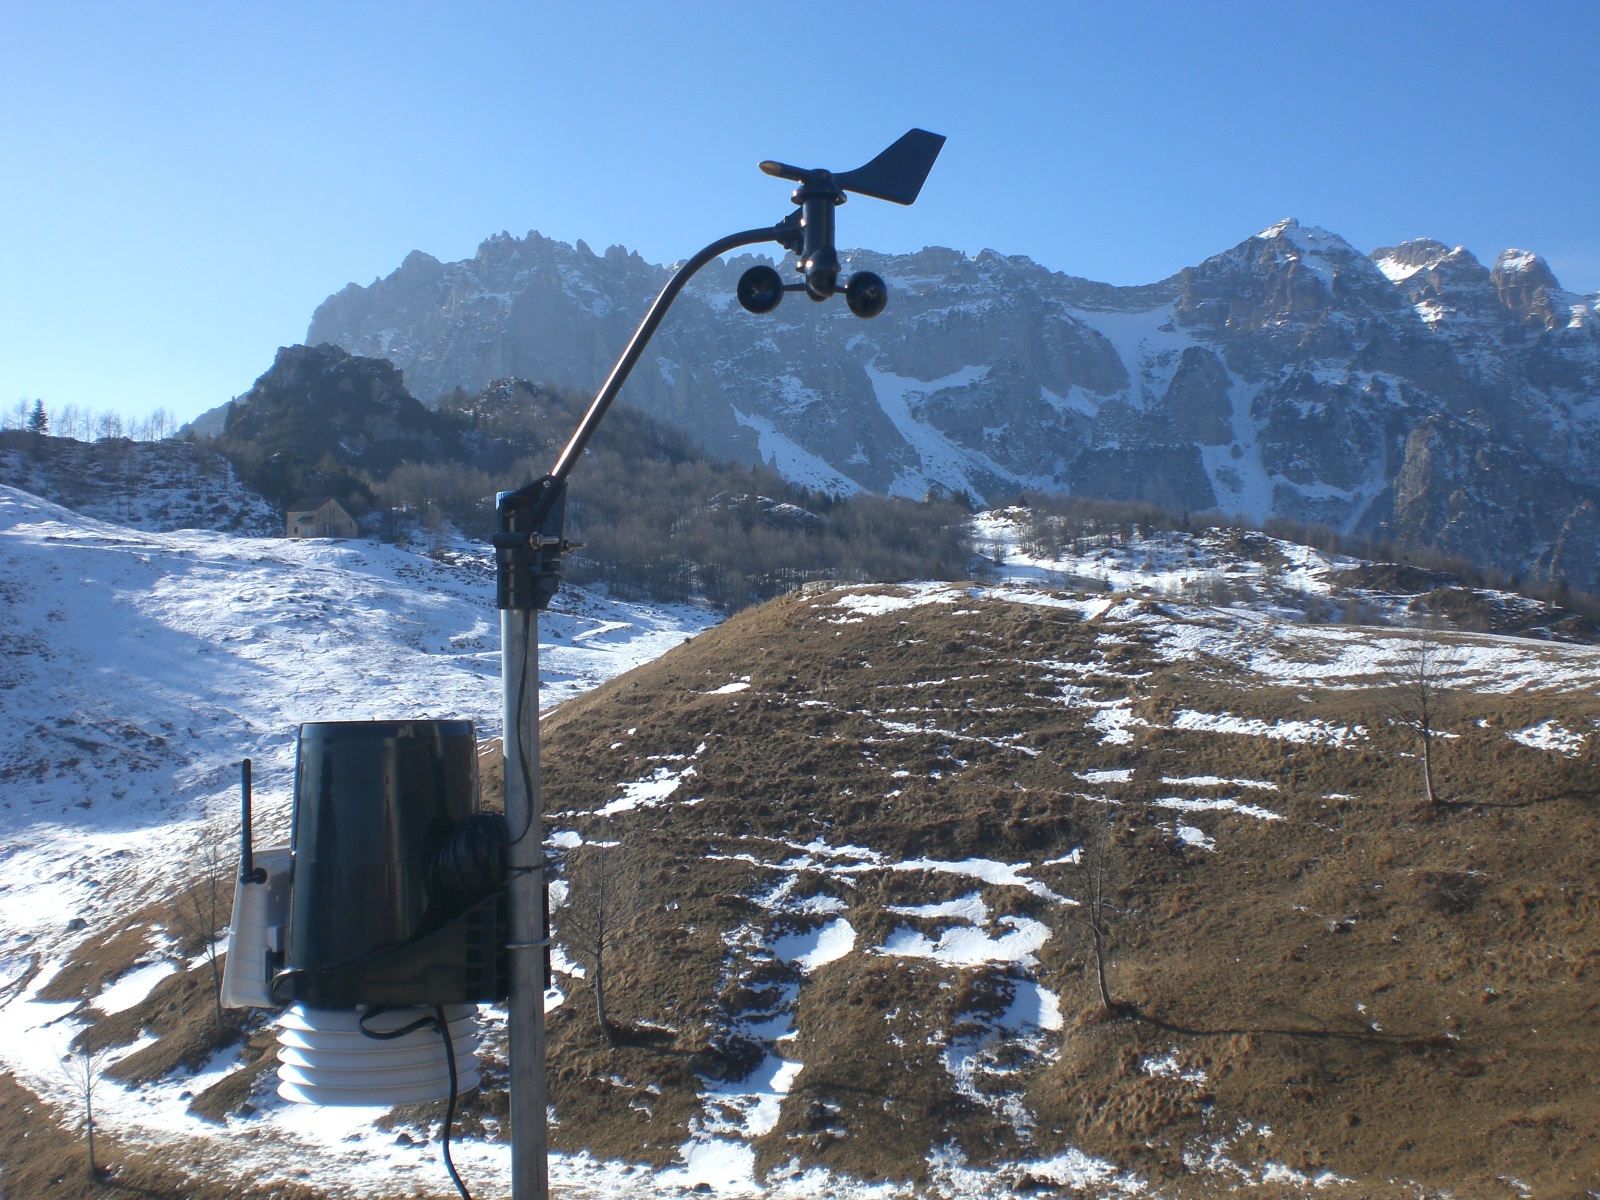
[431,811,510,909]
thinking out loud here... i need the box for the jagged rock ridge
[305,220,1600,589]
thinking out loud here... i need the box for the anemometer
[225,130,943,1200]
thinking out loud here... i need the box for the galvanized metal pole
[501,606,547,1200]
[491,135,941,1195]
[495,225,801,1200]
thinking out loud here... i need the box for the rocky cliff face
[305,220,1600,587]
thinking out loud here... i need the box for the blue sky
[3,1,1597,425]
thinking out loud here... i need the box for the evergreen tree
[26,399,48,436]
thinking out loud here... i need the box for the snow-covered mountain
[305,220,1600,592]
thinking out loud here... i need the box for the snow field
[662,830,1090,1193]
[810,568,1600,705]
[0,486,718,1198]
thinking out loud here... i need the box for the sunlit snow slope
[0,484,714,953]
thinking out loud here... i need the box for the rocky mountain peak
[1370,238,1455,282]
[1491,248,1593,334]
[1375,242,1496,331]
[1492,248,1568,326]
[304,220,1600,592]
[1174,218,1402,342]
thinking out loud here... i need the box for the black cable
[358,1006,474,1200]
[357,1006,437,1040]
[434,1003,472,1200]
[508,606,538,848]
[506,606,549,985]
[431,812,510,907]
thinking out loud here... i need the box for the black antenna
[239,758,265,884]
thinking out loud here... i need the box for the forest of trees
[419,379,973,609]
[1,398,180,442]
[207,349,974,612]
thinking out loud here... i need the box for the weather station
[221,129,944,1200]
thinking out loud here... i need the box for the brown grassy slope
[518,586,1600,1198]
[11,583,1595,1199]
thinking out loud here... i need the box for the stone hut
[285,497,357,539]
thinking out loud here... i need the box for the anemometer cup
[845,271,888,319]
[737,265,785,314]
[743,129,941,318]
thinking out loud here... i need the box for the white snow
[888,857,1069,904]
[817,581,959,622]
[1509,720,1586,757]
[1373,255,1425,283]
[1090,703,1146,745]
[864,362,1056,500]
[1172,823,1216,851]
[886,893,988,924]
[93,959,178,1014]
[1076,768,1133,784]
[590,762,699,817]
[771,918,856,973]
[731,407,864,497]
[1150,796,1282,822]
[1161,775,1279,791]
[1171,709,1365,747]
[1497,249,1543,275]
[879,916,1052,969]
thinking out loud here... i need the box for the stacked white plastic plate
[277,1003,481,1106]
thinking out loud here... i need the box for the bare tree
[1074,817,1128,1018]
[170,821,233,1035]
[557,841,645,1044]
[1381,627,1460,815]
[60,1037,111,1180]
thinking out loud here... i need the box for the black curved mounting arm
[552,223,796,484]
[494,129,944,613]
[493,223,791,612]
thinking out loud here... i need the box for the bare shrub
[169,821,233,1035]
[60,1037,112,1180]
[1380,627,1462,815]
[558,840,647,1044]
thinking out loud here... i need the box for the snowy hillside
[0,433,278,535]
[0,484,717,1196]
[0,484,712,937]
[4,486,1598,1198]
[524,571,1600,1197]
[971,507,1591,642]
